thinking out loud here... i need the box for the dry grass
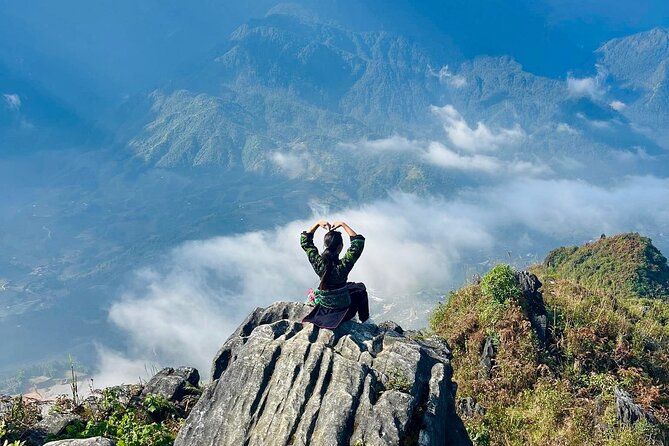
[431,251,669,446]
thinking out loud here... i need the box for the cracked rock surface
[176,302,471,446]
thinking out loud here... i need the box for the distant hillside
[120,10,667,184]
[431,234,669,445]
[544,233,669,299]
[597,28,669,146]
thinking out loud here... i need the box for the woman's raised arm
[332,221,357,237]
[306,219,331,234]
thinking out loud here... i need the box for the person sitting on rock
[300,219,371,329]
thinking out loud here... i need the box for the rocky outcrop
[176,301,471,446]
[26,413,83,445]
[478,337,495,380]
[211,301,309,380]
[614,387,657,426]
[140,366,200,402]
[515,271,548,343]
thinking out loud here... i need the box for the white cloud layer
[576,112,612,129]
[340,105,532,175]
[270,151,313,178]
[610,100,626,111]
[428,65,467,88]
[424,142,548,175]
[3,93,21,110]
[566,66,607,100]
[341,135,419,153]
[556,123,579,135]
[430,105,525,152]
[96,175,669,384]
[342,135,546,175]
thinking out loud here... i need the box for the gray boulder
[515,271,548,343]
[176,301,471,446]
[614,387,656,426]
[140,366,200,402]
[26,412,83,445]
[479,337,495,379]
[43,438,115,446]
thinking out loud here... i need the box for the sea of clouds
[94,174,669,386]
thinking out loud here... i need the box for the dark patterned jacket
[300,231,365,290]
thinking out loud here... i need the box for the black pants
[343,282,369,322]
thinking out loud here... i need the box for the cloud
[428,65,467,88]
[93,345,161,388]
[576,112,611,129]
[430,105,525,152]
[343,137,547,175]
[556,123,579,135]
[341,105,527,168]
[3,93,21,110]
[270,151,313,178]
[505,160,552,176]
[96,175,669,383]
[566,66,607,100]
[424,143,548,175]
[340,135,421,153]
[611,146,653,162]
[98,197,494,377]
[423,142,501,172]
[610,100,626,111]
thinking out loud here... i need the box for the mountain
[597,28,669,147]
[126,11,446,171]
[121,10,667,188]
[544,233,669,300]
[431,233,669,445]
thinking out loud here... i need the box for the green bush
[59,388,180,446]
[480,264,519,304]
[429,299,449,332]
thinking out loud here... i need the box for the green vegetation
[0,397,40,443]
[385,368,412,393]
[1,387,185,446]
[431,235,669,446]
[57,388,182,446]
[480,264,520,304]
[544,233,669,300]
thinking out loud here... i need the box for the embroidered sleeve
[300,231,325,276]
[340,234,365,274]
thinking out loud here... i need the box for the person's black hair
[319,230,343,290]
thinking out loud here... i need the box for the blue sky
[351,0,669,76]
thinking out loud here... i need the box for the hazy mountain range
[1,1,668,390]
